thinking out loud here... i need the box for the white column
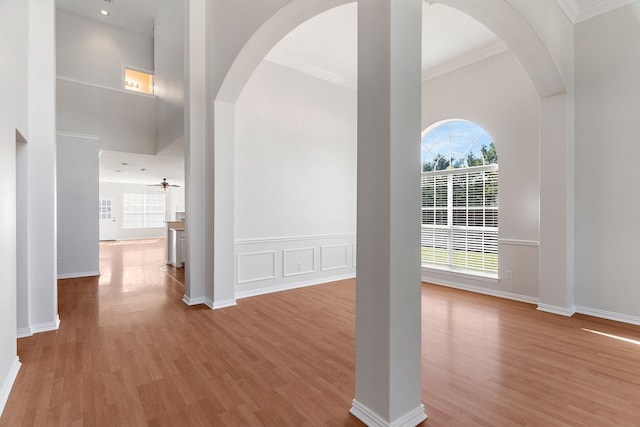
[26,0,58,332]
[351,1,427,426]
[212,101,236,308]
[185,0,236,309]
[538,93,575,316]
[183,0,207,305]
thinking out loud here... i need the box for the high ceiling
[99,142,185,186]
[265,2,504,89]
[57,0,632,184]
[56,0,159,37]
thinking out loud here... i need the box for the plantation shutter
[421,164,498,275]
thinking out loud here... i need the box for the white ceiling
[58,0,629,184]
[56,0,159,37]
[99,145,185,186]
[265,2,505,89]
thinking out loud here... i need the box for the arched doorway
[185,0,572,424]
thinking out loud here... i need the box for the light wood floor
[2,239,640,426]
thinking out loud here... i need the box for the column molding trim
[350,399,428,427]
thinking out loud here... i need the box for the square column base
[350,399,427,427]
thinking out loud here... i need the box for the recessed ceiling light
[100,10,110,16]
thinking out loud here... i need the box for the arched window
[421,120,498,276]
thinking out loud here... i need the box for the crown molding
[575,0,637,22]
[264,58,357,90]
[554,0,581,22]
[56,131,102,141]
[422,40,508,82]
[555,0,637,23]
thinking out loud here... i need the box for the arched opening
[191,0,572,424]
[233,3,358,296]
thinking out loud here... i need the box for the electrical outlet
[297,262,302,271]
[506,270,513,280]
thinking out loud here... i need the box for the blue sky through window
[421,120,494,171]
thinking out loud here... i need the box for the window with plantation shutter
[122,192,165,228]
[421,120,498,276]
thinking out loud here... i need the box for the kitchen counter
[166,221,186,267]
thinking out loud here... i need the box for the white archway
[187,0,574,424]
[208,0,573,312]
[218,0,566,102]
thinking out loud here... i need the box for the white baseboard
[16,315,60,338]
[537,303,576,317]
[57,270,100,279]
[350,399,427,427]
[204,298,237,310]
[0,356,21,418]
[236,273,355,300]
[31,315,60,334]
[423,275,540,306]
[16,327,32,338]
[182,295,206,306]
[575,305,640,326]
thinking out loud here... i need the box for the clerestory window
[421,120,498,276]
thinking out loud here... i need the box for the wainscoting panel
[236,250,276,284]
[236,234,356,297]
[352,244,357,267]
[321,244,348,271]
[283,247,315,277]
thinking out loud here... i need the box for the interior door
[99,199,117,241]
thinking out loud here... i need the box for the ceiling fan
[148,178,180,191]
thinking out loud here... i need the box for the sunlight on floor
[582,328,640,346]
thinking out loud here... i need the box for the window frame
[122,192,166,229]
[420,120,499,278]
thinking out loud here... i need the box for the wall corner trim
[182,295,206,306]
[57,271,100,280]
[30,315,60,335]
[207,298,237,310]
[536,303,576,317]
[16,327,33,339]
[0,356,21,418]
[350,399,428,427]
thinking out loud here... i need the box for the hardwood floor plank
[2,238,640,426]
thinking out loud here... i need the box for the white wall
[234,51,540,301]
[165,185,186,221]
[0,0,27,416]
[57,136,100,279]
[57,10,153,89]
[155,0,185,153]
[56,10,157,155]
[99,182,179,240]
[575,3,640,321]
[234,60,357,295]
[24,0,58,335]
[57,78,157,155]
[421,51,541,301]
